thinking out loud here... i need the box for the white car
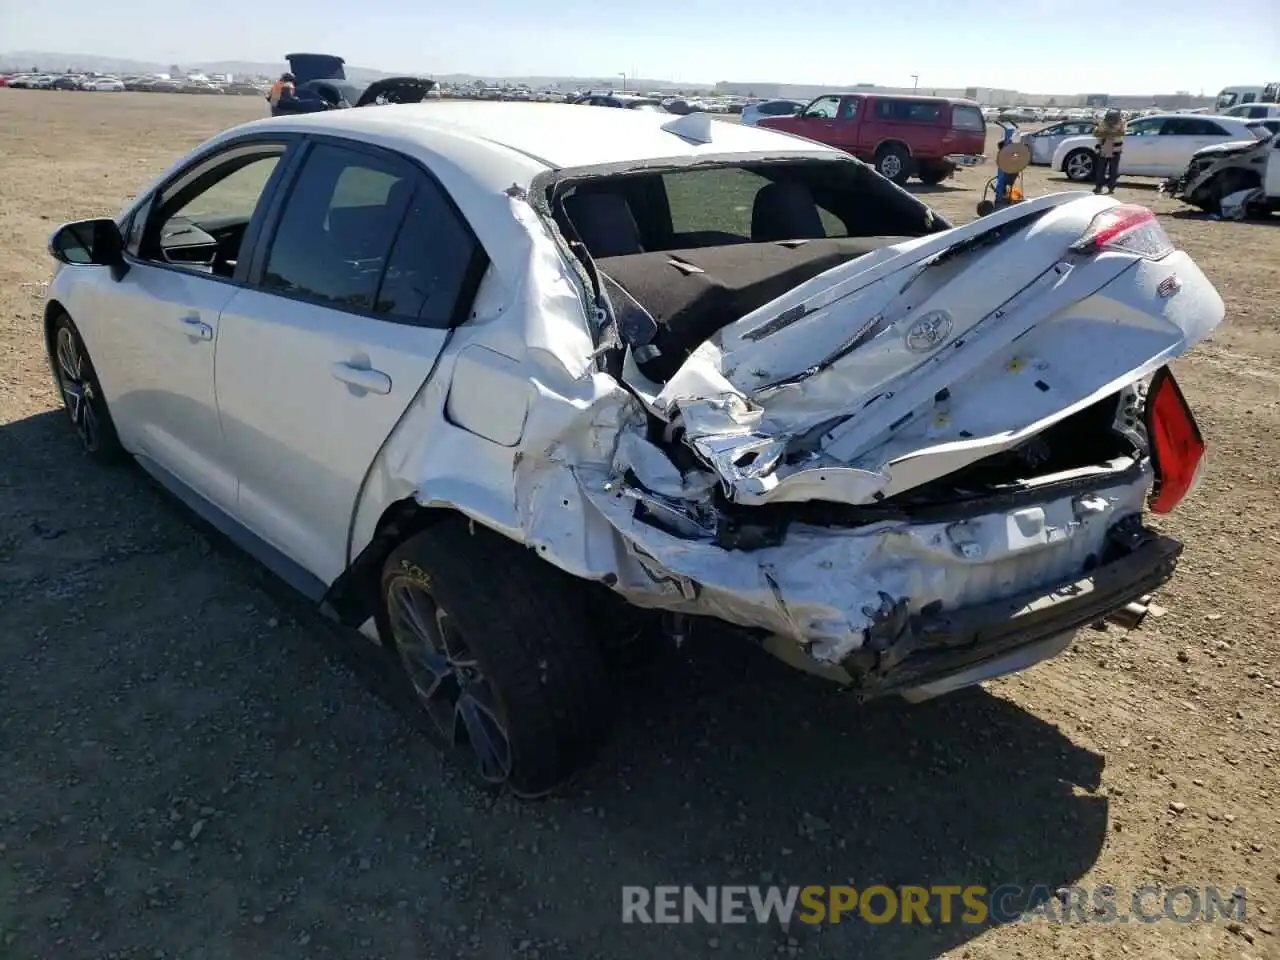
[81,77,126,92]
[740,99,806,127]
[1222,103,1280,121]
[1051,113,1269,183]
[1019,119,1099,165]
[45,103,1219,794]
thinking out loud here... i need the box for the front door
[99,140,293,510]
[214,139,487,585]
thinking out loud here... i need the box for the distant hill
[0,51,707,91]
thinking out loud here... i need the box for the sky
[2,0,1277,94]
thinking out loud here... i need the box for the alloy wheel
[1066,152,1094,181]
[387,579,513,784]
[879,154,903,180]
[55,327,99,452]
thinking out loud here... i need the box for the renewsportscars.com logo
[621,885,1248,926]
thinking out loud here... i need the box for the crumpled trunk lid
[631,193,1222,506]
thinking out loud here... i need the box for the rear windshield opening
[550,157,942,260]
[548,158,946,382]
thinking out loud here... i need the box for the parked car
[1051,114,1270,183]
[271,53,433,116]
[1222,103,1280,121]
[757,93,987,184]
[81,77,126,92]
[740,99,806,126]
[1162,125,1280,217]
[51,75,84,91]
[571,92,666,111]
[1020,119,1099,165]
[44,102,1218,794]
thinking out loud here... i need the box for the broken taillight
[1144,366,1205,514]
[1070,203,1174,260]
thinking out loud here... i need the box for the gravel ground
[1,90,1277,960]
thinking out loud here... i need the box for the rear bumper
[849,524,1181,699]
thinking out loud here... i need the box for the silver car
[1021,120,1097,165]
[741,99,806,126]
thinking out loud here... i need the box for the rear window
[662,168,845,240]
[950,105,986,132]
[1249,121,1279,138]
[873,99,943,123]
[760,100,800,116]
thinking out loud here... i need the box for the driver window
[802,96,840,120]
[140,147,284,277]
[174,157,280,222]
[1125,120,1159,136]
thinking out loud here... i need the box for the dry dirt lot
[1,90,1278,960]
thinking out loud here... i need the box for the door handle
[180,315,213,341]
[330,361,392,395]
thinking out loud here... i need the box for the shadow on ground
[0,409,1109,960]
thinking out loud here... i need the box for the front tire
[1062,148,1096,182]
[49,311,122,461]
[380,518,611,797]
[874,143,912,185]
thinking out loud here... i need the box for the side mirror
[49,218,124,267]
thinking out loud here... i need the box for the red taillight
[1145,367,1205,514]
[1070,203,1174,260]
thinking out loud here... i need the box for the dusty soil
[1,90,1278,960]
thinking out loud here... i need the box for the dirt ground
[1,90,1278,960]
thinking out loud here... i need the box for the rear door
[213,138,488,585]
[1155,117,1237,174]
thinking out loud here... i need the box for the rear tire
[874,143,912,185]
[380,518,611,797]
[1062,148,1096,182]
[916,165,951,186]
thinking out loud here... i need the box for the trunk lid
[285,53,347,85]
[635,193,1223,506]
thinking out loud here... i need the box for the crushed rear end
[529,176,1219,699]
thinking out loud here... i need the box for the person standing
[267,72,296,108]
[1093,109,1126,194]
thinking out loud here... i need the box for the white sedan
[45,102,1219,794]
[1051,113,1270,183]
[81,77,126,92]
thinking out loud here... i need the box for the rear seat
[598,238,908,382]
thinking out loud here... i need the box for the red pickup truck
[758,93,988,186]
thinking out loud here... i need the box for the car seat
[563,189,645,257]
[750,181,827,242]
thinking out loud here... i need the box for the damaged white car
[44,102,1220,795]
[1161,125,1280,218]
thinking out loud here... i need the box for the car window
[873,99,943,123]
[762,100,799,116]
[139,145,286,276]
[374,180,484,328]
[170,156,280,222]
[1125,118,1162,136]
[261,143,412,312]
[802,96,840,120]
[662,168,845,241]
[1067,122,1093,135]
[1159,118,1229,136]
[838,97,860,121]
[950,105,985,132]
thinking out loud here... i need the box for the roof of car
[249,100,840,174]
